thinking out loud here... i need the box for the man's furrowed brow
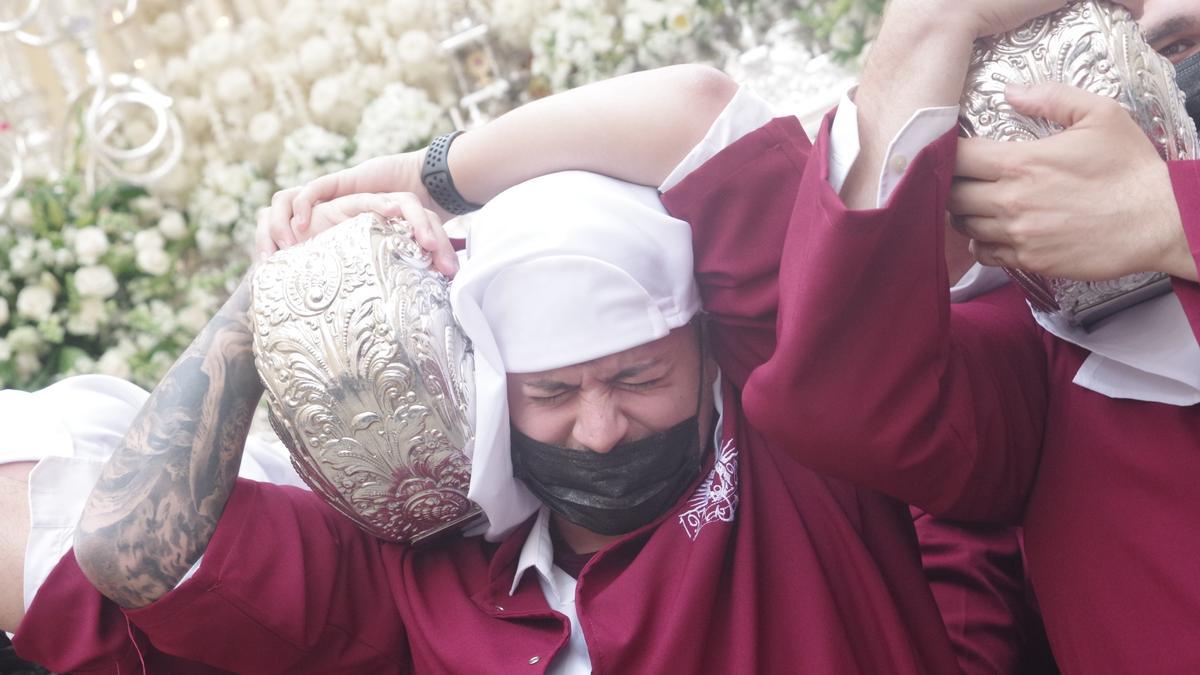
[523,378,575,392]
[609,357,664,381]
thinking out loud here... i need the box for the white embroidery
[678,438,739,541]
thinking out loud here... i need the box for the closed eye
[618,378,663,392]
[1160,39,1197,61]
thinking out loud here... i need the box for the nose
[570,392,628,454]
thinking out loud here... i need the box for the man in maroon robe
[736,0,1200,673]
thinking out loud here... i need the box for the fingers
[254,207,278,261]
[954,138,1012,181]
[969,239,1018,269]
[1004,82,1116,128]
[259,187,302,260]
[291,168,356,236]
[395,193,458,277]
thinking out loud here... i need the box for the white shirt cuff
[827,90,959,207]
[659,86,780,193]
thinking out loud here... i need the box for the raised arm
[260,64,738,256]
[74,275,261,608]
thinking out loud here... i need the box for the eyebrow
[1145,15,1200,46]
[521,358,665,392]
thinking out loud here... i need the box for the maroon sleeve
[123,479,412,673]
[740,116,1047,523]
[911,508,1056,675]
[13,550,226,674]
[659,116,813,390]
[1168,160,1200,341]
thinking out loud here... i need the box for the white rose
[134,228,166,253]
[8,240,38,277]
[136,247,172,276]
[131,196,163,218]
[8,198,33,228]
[396,30,436,65]
[15,351,40,379]
[211,164,252,196]
[216,67,255,104]
[16,285,56,322]
[300,36,337,75]
[73,227,110,265]
[6,326,40,353]
[153,12,186,48]
[157,209,189,240]
[0,297,8,327]
[207,195,241,227]
[74,265,120,299]
[67,297,107,336]
[178,305,210,334]
[97,349,131,380]
[308,76,341,119]
[248,111,282,145]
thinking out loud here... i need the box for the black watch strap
[421,131,482,215]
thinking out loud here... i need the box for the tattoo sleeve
[75,275,263,608]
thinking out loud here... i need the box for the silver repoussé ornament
[961,0,1198,328]
[251,213,482,544]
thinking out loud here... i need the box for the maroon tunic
[742,114,1200,674]
[17,117,961,674]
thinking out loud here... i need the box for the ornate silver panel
[962,0,1198,328]
[251,214,481,544]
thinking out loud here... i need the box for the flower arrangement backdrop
[0,0,883,390]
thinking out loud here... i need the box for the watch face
[961,0,1198,328]
[252,213,482,543]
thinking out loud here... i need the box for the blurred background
[0,0,881,392]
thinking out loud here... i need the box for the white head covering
[450,171,701,540]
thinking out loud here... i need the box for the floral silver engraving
[961,0,1198,328]
[251,213,481,544]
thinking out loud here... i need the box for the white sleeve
[658,86,782,193]
[826,88,959,207]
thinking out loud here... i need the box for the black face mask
[510,415,702,536]
[511,328,709,537]
[1178,51,1200,132]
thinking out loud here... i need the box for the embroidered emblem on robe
[678,438,739,540]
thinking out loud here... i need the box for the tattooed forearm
[75,275,262,608]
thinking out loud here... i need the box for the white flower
[152,12,186,48]
[248,111,282,145]
[134,229,166,253]
[97,348,132,380]
[178,305,210,334]
[300,36,337,75]
[6,325,41,352]
[131,196,164,218]
[158,209,189,240]
[136,247,172,276]
[16,285,55,322]
[75,265,120,299]
[207,195,242,227]
[7,239,38,277]
[216,67,255,104]
[67,297,108,336]
[353,83,446,162]
[15,352,40,379]
[396,30,436,66]
[0,338,10,363]
[8,198,33,228]
[0,297,8,327]
[73,227,110,265]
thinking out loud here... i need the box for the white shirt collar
[510,507,558,598]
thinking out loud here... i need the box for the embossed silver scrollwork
[252,214,480,544]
